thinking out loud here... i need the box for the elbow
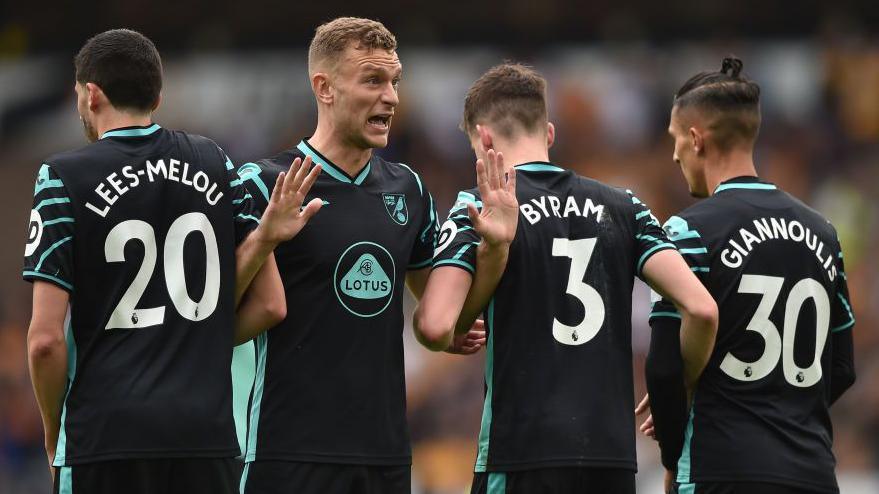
[264,296,287,327]
[414,308,453,352]
[28,331,66,362]
[684,296,719,333]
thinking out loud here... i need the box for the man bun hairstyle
[308,17,397,75]
[674,56,762,150]
[74,29,162,113]
[462,62,548,139]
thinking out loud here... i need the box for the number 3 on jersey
[551,238,606,345]
[721,274,830,387]
[105,213,220,329]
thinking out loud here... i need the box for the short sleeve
[237,161,272,215]
[830,249,855,334]
[648,213,711,322]
[223,153,259,245]
[23,164,75,292]
[431,190,482,274]
[408,187,438,269]
[629,190,677,279]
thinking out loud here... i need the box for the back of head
[462,63,548,139]
[74,29,162,114]
[673,57,762,151]
[308,17,397,75]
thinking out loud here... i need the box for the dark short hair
[462,63,547,138]
[74,29,162,113]
[673,57,761,149]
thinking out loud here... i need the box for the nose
[381,81,399,107]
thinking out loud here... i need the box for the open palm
[260,156,323,244]
[468,149,518,247]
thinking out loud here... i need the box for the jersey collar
[100,123,162,140]
[296,139,371,185]
[713,175,777,194]
[514,161,565,173]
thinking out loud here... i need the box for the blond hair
[308,17,397,74]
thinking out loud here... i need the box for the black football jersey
[433,162,676,472]
[22,124,259,465]
[236,138,437,465]
[650,176,854,492]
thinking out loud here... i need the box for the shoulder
[43,141,112,171]
[239,149,302,177]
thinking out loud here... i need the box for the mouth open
[367,114,392,131]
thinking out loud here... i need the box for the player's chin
[362,128,390,149]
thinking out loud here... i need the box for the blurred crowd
[0,39,877,493]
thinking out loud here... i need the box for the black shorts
[471,467,635,494]
[240,460,411,494]
[672,481,838,494]
[53,458,240,494]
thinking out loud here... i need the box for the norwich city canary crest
[382,193,408,225]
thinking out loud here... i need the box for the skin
[31,74,321,476]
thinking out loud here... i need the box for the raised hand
[445,319,487,355]
[467,149,518,247]
[635,394,656,440]
[259,156,323,244]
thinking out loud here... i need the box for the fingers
[298,164,322,201]
[473,318,485,330]
[634,394,650,415]
[270,171,286,203]
[486,149,500,190]
[505,162,516,193]
[475,158,489,198]
[492,151,505,191]
[467,202,481,229]
[299,197,323,222]
[284,156,311,197]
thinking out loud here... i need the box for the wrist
[478,239,511,256]
[251,224,280,251]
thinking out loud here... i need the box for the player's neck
[308,127,372,177]
[706,149,758,196]
[94,111,153,139]
[494,143,550,172]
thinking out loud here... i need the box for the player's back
[24,125,248,465]
[661,177,852,492]
[436,162,675,472]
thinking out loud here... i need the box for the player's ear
[689,126,703,155]
[546,122,555,149]
[85,82,103,113]
[477,124,493,152]
[312,72,333,105]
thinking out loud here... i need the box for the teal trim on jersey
[225,155,235,171]
[649,311,682,320]
[398,163,423,195]
[458,191,477,202]
[515,162,564,173]
[408,258,433,269]
[449,214,469,221]
[690,266,710,273]
[664,216,702,241]
[232,194,253,205]
[43,217,75,227]
[636,234,666,245]
[35,236,72,271]
[297,140,371,185]
[232,342,256,458]
[714,182,777,193]
[35,197,70,211]
[54,316,77,466]
[832,293,855,332]
[678,483,696,494]
[637,243,675,275]
[34,164,65,195]
[239,462,250,494]
[679,247,708,255]
[840,272,847,281]
[245,333,268,462]
[635,209,653,221]
[433,259,475,273]
[453,243,475,260]
[676,406,695,483]
[237,214,260,224]
[238,163,271,202]
[100,123,161,139]
[631,196,642,205]
[230,178,243,187]
[838,251,843,259]
[487,472,507,493]
[23,271,73,291]
[58,466,72,494]
[475,298,496,472]
[420,193,436,243]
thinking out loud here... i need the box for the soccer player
[23,29,321,494]
[235,17,441,494]
[415,63,719,494]
[644,57,856,494]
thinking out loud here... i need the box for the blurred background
[1,1,878,492]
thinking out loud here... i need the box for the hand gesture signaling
[467,149,518,248]
[259,157,323,245]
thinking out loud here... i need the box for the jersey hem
[478,457,636,472]
[246,452,412,466]
[23,270,73,292]
[53,447,241,466]
[689,473,839,493]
